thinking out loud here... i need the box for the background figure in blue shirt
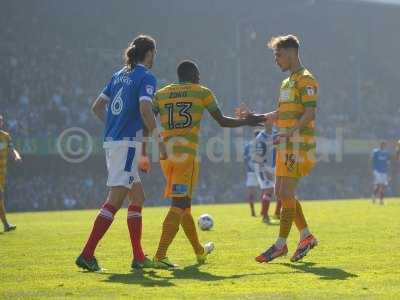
[244,129,261,217]
[76,35,166,272]
[254,123,280,223]
[371,141,390,205]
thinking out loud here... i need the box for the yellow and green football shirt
[277,67,318,153]
[153,83,219,157]
[0,130,12,189]
[275,68,319,178]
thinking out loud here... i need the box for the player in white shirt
[254,123,280,223]
[244,129,262,217]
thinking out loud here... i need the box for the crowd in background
[2,0,400,211]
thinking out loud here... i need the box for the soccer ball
[198,214,214,231]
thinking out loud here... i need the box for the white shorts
[105,143,141,189]
[373,171,388,186]
[246,172,258,187]
[254,164,275,190]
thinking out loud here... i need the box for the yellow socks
[294,199,308,232]
[294,199,312,240]
[155,206,184,260]
[278,197,296,239]
[181,208,204,255]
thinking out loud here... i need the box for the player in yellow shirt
[0,114,22,232]
[241,35,319,263]
[151,60,262,268]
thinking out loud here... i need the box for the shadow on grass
[170,263,246,281]
[279,262,358,280]
[263,221,280,227]
[102,264,291,287]
[152,263,291,281]
[102,270,175,287]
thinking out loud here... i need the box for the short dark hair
[177,60,199,83]
[267,34,300,50]
[124,34,156,69]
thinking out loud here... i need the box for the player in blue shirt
[244,129,261,217]
[371,141,390,205]
[254,123,280,223]
[76,35,166,272]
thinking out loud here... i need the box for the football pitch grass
[1,199,399,300]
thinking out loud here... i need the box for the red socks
[261,192,271,218]
[81,202,145,262]
[248,194,256,216]
[82,203,117,259]
[127,205,145,262]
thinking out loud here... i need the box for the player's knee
[276,189,296,208]
[281,197,296,209]
[128,183,145,207]
[107,186,129,210]
[280,187,295,199]
[128,192,145,208]
[262,191,272,202]
[129,198,144,208]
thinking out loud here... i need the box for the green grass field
[1,199,399,300]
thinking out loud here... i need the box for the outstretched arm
[209,108,264,128]
[262,110,278,124]
[235,103,278,124]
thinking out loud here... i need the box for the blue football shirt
[372,149,390,173]
[100,64,156,147]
